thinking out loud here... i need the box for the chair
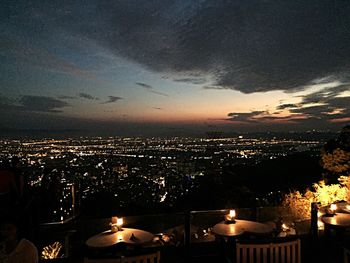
[121,251,160,263]
[236,239,301,263]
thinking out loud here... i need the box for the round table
[86,228,154,248]
[321,213,350,228]
[212,220,273,237]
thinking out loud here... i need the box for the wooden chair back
[236,239,301,263]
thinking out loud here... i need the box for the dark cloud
[102,96,123,104]
[233,85,350,126]
[227,111,265,122]
[0,95,14,107]
[298,84,350,105]
[228,83,350,125]
[136,82,169,97]
[203,86,233,90]
[153,107,162,110]
[0,37,99,82]
[148,90,169,97]
[136,82,153,89]
[19,96,68,113]
[79,92,99,100]
[295,85,350,113]
[5,1,350,93]
[86,1,350,93]
[258,115,303,121]
[276,104,298,110]
[327,96,350,109]
[173,77,207,85]
[58,95,76,100]
[290,105,329,116]
[0,95,68,113]
[273,84,350,124]
[290,97,350,117]
[226,110,309,126]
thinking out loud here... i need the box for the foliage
[41,242,63,259]
[321,148,350,174]
[284,126,350,220]
[312,180,348,206]
[339,175,350,202]
[283,189,314,220]
[283,177,349,220]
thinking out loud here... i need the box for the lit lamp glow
[117,218,123,229]
[282,223,289,232]
[110,216,124,232]
[330,204,337,214]
[226,209,236,224]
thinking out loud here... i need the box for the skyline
[1,0,350,136]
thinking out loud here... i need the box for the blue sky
[1,0,349,135]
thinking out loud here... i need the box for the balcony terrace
[34,206,350,263]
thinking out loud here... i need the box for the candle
[282,223,288,231]
[330,204,337,213]
[111,216,123,232]
[117,218,124,228]
[229,209,236,220]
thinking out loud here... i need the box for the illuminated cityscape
[0,132,333,222]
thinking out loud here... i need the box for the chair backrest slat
[263,247,268,263]
[250,247,254,263]
[256,247,261,263]
[236,239,301,263]
[243,247,247,263]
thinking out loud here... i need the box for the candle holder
[225,209,236,224]
[110,217,124,232]
[325,204,337,217]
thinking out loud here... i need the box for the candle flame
[229,209,236,219]
[330,204,337,211]
[117,218,123,226]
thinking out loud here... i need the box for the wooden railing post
[310,202,320,239]
[184,209,191,262]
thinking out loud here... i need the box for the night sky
[1,0,349,136]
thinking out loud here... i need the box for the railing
[36,206,310,261]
